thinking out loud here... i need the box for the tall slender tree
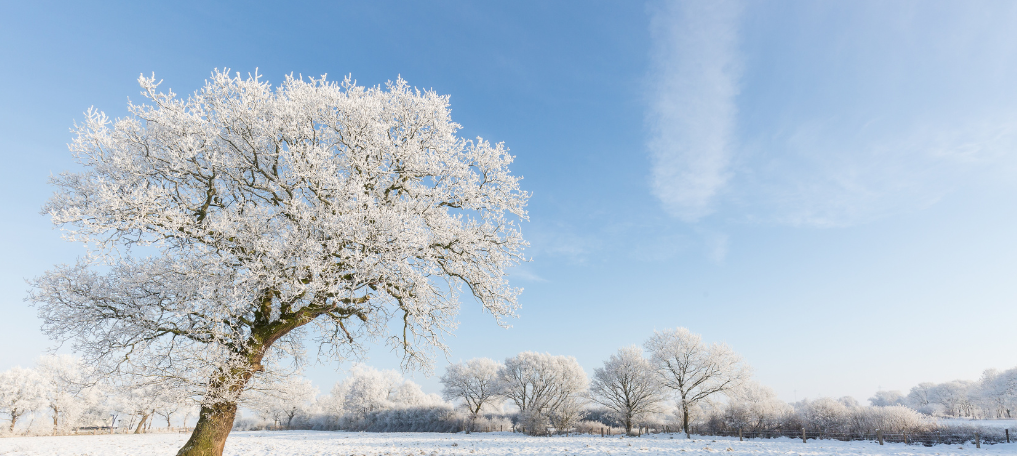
[29,69,528,456]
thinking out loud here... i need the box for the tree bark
[175,401,238,456]
[52,405,59,435]
[134,412,150,434]
[175,305,309,456]
[682,398,691,439]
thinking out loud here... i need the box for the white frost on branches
[440,358,503,427]
[589,346,665,434]
[28,69,529,413]
[329,364,443,418]
[644,327,749,436]
[498,352,588,435]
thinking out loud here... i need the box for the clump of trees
[0,355,196,436]
[868,367,1017,419]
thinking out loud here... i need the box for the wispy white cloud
[646,0,743,222]
[739,115,1017,228]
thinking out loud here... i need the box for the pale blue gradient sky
[2,0,1016,403]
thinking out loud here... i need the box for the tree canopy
[29,69,528,455]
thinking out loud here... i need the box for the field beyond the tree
[0,431,1015,456]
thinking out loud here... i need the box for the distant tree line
[867,367,1017,419]
[4,328,1014,438]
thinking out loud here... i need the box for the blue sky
[2,0,1017,403]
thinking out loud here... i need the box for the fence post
[739,429,743,442]
[976,432,981,449]
[877,430,883,445]
[904,432,908,445]
[1006,428,1010,443]
[801,428,806,443]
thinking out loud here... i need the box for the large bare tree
[440,358,502,431]
[590,345,665,435]
[29,69,528,456]
[644,328,749,438]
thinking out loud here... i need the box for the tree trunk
[175,297,315,455]
[135,412,150,434]
[176,401,239,456]
[52,405,60,435]
[682,398,691,439]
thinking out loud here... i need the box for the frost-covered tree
[244,376,317,429]
[905,382,936,413]
[837,396,860,408]
[36,355,88,434]
[331,364,443,420]
[795,397,847,432]
[723,381,791,432]
[28,70,527,455]
[440,358,502,429]
[499,352,588,435]
[0,367,43,433]
[154,390,192,430]
[977,368,1017,419]
[644,328,749,438]
[589,346,665,435]
[868,390,905,407]
[930,380,976,417]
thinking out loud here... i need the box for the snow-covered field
[1,431,1015,456]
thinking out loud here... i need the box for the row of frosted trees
[5,329,1014,438]
[435,327,749,436]
[252,327,750,436]
[867,368,1017,419]
[0,355,195,436]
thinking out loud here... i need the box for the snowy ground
[1,431,1015,456]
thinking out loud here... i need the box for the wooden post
[739,429,743,442]
[976,432,981,449]
[904,433,908,445]
[877,430,883,445]
[1006,428,1010,443]
[801,428,806,443]
[601,428,604,437]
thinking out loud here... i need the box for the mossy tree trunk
[176,295,331,456]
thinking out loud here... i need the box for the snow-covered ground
[1,431,1015,456]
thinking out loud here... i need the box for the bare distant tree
[589,346,665,435]
[440,358,503,430]
[644,328,749,437]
